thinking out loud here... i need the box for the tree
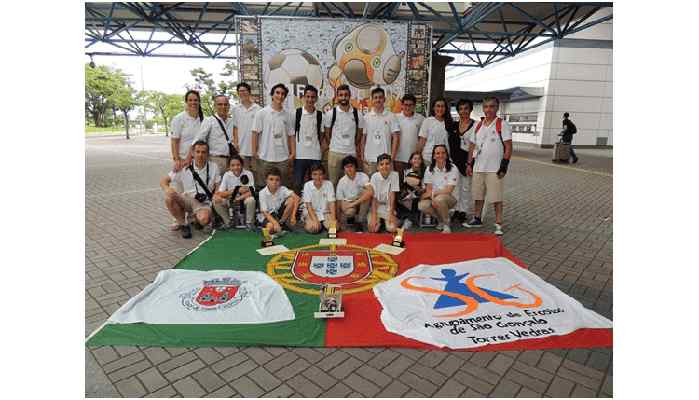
[186,60,239,116]
[140,91,182,136]
[85,64,119,127]
[112,71,136,139]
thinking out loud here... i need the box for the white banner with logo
[108,270,295,324]
[373,258,612,349]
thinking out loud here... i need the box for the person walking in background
[559,112,579,163]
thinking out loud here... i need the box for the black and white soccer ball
[266,48,323,98]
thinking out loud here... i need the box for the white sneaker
[402,219,413,230]
[442,225,452,234]
[436,223,443,230]
[494,223,504,236]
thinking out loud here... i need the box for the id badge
[273,130,285,146]
[304,134,314,145]
[373,131,383,144]
[341,133,351,145]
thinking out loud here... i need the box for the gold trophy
[261,227,274,247]
[392,227,405,248]
[327,220,337,239]
[314,284,344,319]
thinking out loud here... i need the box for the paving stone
[145,384,178,397]
[286,374,323,397]
[516,387,543,397]
[242,347,275,364]
[137,367,169,392]
[490,378,522,397]
[460,362,502,385]
[586,351,611,372]
[329,356,363,380]
[274,357,311,380]
[355,364,393,388]
[342,348,375,362]
[219,360,258,382]
[230,376,265,398]
[292,347,324,363]
[194,348,224,364]
[407,363,447,385]
[377,380,411,398]
[382,355,414,378]
[301,365,338,390]
[109,360,152,382]
[538,352,564,374]
[173,376,207,397]
[418,351,448,367]
[452,370,494,395]
[404,390,424,397]
[566,348,591,365]
[204,385,237,398]
[433,377,467,397]
[561,359,605,380]
[463,388,486,397]
[323,382,354,398]
[546,376,575,397]
[212,352,249,374]
[398,371,438,396]
[505,368,550,393]
[164,359,206,381]
[114,376,147,397]
[143,347,172,365]
[469,351,497,367]
[435,354,464,377]
[555,366,602,390]
[261,383,295,398]
[192,367,226,393]
[367,349,400,370]
[343,373,382,397]
[394,348,426,360]
[571,384,597,397]
[601,374,613,396]
[264,351,298,372]
[103,351,146,374]
[157,351,198,374]
[247,366,283,391]
[91,347,119,365]
[488,353,516,375]
[347,392,364,397]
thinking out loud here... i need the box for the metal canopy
[85,2,612,67]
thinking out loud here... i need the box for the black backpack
[294,108,323,143]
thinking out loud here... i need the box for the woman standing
[448,99,476,223]
[417,98,453,164]
[170,90,204,172]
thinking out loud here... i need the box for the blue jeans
[293,158,321,193]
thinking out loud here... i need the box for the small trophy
[261,227,274,247]
[392,228,405,248]
[327,220,337,239]
[314,284,344,319]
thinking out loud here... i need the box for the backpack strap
[316,110,323,142]
[294,107,302,142]
[330,107,337,130]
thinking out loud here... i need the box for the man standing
[252,83,296,189]
[394,94,425,179]
[360,87,400,176]
[293,85,324,193]
[324,84,364,187]
[193,94,234,176]
[160,141,221,239]
[559,112,579,163]
[232,82,262,174]
[464,97,513,236]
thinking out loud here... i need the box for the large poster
[236,16,432,115]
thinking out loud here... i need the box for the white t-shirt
[168,160,221,196]
[423,164,459,193]
[259,186,294,214]
[295,108,322,160]
[370,171,400,217]
[336,172,370,201]
[302,180,335,221]
[395,112,425,163]
[458,119,477,152]
[218,169,255,192]
[324,106,365,155]
[469,118,513,173]
[363,109,400,163]
[232,103,262,157]
[195,115,234,156]
[252,106,295,162]
[170,111,202,158]
[418,117,450,163]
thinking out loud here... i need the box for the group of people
[160,81,514,239]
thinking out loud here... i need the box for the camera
[240,175,249,185]
[194,193,208,203]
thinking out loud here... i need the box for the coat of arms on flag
[181,277,247,311]
[267,243,399,295]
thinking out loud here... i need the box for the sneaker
[463,217,483,228]
[245,223,256,231]
[494,223,504,236]
[402,219,413,231]
[180,224,192,239]
[436,222,443,230]
[442,224,452,234]
[572,157,579,164]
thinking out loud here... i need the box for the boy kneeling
[213,155,256,229]
[303,163,337,234]
[336,155,372,231]
[368,154,400,233]
[258,167,300,235]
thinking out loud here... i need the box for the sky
[85,54,237,95]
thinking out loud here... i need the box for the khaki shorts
[472,172,504,203]
[209,155,229,177]
[181,193,212,213]
[328,150,348,187]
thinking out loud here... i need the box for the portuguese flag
[86,231,612,351]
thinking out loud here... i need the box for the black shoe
[572,157,578,164]
[463,217,483,228]
[181,224,192,239]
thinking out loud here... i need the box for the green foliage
[85,63,136,133]
[139,90,182,135]
[186,60,239,116]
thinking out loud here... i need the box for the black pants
[397,198,420,223]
